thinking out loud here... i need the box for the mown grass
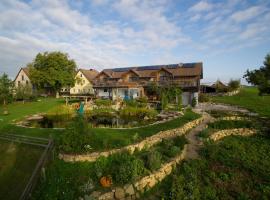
[144,135,270,199]
[211,87,270,118]
[0,140,43,200]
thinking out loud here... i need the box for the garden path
[185,112,215,159]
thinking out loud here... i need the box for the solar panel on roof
[109,62,198,72]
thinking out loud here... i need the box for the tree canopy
[244,54,270,95]
[29,52,77,94]
[0,73,13,105]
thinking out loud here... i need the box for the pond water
[26,114,157,128]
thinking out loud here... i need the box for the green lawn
[211,87,270,118]
[86,110,200,151]
[0,98,63,128]
[0,140,44,200]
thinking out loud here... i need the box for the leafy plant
[145,151,162,171]
[95,99,112,107]
[58,116,92,153]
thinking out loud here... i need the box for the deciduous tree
[29,51,77,97]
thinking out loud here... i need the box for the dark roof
[95,62,203,79]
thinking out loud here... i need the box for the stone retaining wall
[59,116,204,162]
[210,128,256,141]
[85,145,187,200]
[218,116,250,121]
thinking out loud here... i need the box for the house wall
[97,88,111,98]
[70,71,94,95]
[182,92,198,106]
[14,69,32,88]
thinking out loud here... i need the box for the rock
[99,192,114,200]
[91,191,102,198]
[115,187,125,199]
[124,184,135,196]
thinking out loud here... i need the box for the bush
[95,99,112,107]
[198,93,210,102]
[58,116,92,153]
[145,151,162,171]
[191,97,197,107]
[119,106,157,119]
[103,151,146,185]
[228,79,240,91]
[124,99,139,107]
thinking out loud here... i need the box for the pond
[24,113,157,128]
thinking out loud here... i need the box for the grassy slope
[211,87,270,117]
[0,140,43,200]
[144,135,270,200]
[88,110,200,150]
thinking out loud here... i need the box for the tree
[228,79,240,91]
[15,84,33,103]
[29,51,77,97]
[244,53,270,95]
[0,73,13,113]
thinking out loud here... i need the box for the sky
[0,0,270,84]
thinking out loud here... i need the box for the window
[104,89,108,92]
[26,80,29,85]
[21,75,24,81]
[18,81,21,85]
[73,89,75,92]
[80,74,83,78]
[78,89,80,92]
[129,76,139,82]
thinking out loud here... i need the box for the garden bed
[33,136,187,199]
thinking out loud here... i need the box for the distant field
[0,139,43,200]
[212,87,270,118]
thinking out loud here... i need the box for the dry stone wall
[85,145,187,200]
[218,116,249,121]
[210,128,256,141]
[59,116,204,162]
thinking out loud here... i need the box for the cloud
[189,1,213,12]
[231,6,266,22]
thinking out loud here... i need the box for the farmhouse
[14,67,33,89]
[69,69,99,95]
[93,62,203,105]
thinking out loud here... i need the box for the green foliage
[46,105,75,122]
[228,79,240,91]
[0,73,13,105]
[145,151,162,171]
[94,151,146,185]
[15,84,35,101]
[244,53,270,95]
[29,51,76,93]
[198,93,210,102]
[158,136,187,158]
[58,116,92,153]
[159,136,270,200]
[119,106,158,119]
[191,97,197,107]
[208,120,255,129]
[94,99,112,107]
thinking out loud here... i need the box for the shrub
[191,97,197,107]
[119,106,157,119]
[58,116,92,153]
[145,151,162,171]
[95,99,112,107]
[109,151,146,184]
[228,79,240,91]
[198,93,210,102]
[124,99,139,107]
